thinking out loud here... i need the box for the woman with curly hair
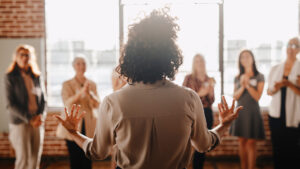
[56,9,242,169]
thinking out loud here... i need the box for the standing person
[267,37,300,169]
[230,49,265,169]
[56,9,243,169]
[56,55,100,169]
[5,45,46,169]
[183,54,215,169]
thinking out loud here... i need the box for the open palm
[218,96,243,126]
[55,104,86,133]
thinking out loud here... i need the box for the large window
[46,0,118,107]
[122,1,221,106]
[224,0,299,107]
[46,0,299,108]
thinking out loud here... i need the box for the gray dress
[230,73,265,139]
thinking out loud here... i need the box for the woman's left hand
[55,104,86,133]
[218,96,243,127]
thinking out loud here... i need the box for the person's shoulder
[172,81,198,100]
[62,78,74,86]
[256,72,265,81]
[6,71,14,78]
[257,72,265,78]
[87,79,97,86]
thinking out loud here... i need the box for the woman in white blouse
[267,37,300,169]
[56,9,242,169]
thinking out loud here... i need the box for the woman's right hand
[55,104,86,133]
[218,96,243,127]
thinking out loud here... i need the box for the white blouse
[83,80,220,169]
[268,60,300,127]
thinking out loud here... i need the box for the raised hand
[55,104,86,133]
[218,96,243,126]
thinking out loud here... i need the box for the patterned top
[183,74,215,108]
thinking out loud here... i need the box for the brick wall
[0,0,273,159]
[207,111,272,157]
[0,0,45,38]
[0,111,273,158]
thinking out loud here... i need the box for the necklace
[75,76,86,87]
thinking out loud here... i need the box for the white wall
[0,38,45,132]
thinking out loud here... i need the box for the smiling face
[16,49,30,69]
[287,37,300,59]
[73,57,86,76]
[240,51,254,69]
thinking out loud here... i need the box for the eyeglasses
[287,44,300,49]
[20,53,30,57]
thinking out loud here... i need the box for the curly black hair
[116,8,183,84]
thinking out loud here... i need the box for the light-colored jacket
[56,78,99,140]
[268,60,300,127]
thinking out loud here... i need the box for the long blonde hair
[7,44,41,76]
[191,53,207,78]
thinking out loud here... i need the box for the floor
[0,158,273,169]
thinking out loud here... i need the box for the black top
[280,76,288,126]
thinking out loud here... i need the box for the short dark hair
[116,9,183,84]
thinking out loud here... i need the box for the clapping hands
[240,74,250,88]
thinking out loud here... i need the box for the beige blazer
[56,78,99,140]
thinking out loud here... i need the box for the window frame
[46,0,300,112]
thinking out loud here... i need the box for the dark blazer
[5,66,46,124]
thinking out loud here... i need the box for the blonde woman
[5,45,46,169]
[56,55,100,169]
[183,54,215,169]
